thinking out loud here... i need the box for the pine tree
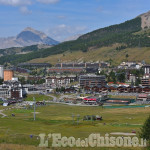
[140,115,150,147]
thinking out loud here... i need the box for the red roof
[84,98,97,101]
[138,94,148,98]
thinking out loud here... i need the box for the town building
[46,75,77,88]
[0,65,4,79]
[136,94,148,101]
[18,63,51,68]
[118,62,142,70]
[55,62,109,69]
[0,80,23,99]
[127,74,136,83]
[142,65,150,74]
[4,69,14,81]
[141,74,150,86]
[53,62,110,74]
[48,67,85,73]
[13,67,31,74]
[79,74,107,88]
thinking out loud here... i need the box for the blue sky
[0,0,150,41]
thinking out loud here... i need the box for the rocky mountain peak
[0,27,59,49]
[140,11,150,29]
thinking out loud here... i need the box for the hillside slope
[0,11,150,65]
[28,46,150,66]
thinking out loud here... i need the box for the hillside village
[1,60,150,106]
[0,3,150,149]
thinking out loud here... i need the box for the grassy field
[28,46,150,66]
[25,94,53,101]
[0,103,149,149]
[108,95,136,99]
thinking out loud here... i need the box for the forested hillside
[0,17,150,65]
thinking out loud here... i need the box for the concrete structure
[46,75,77,88]
[18,63,51,67]
[0,65,4,79]
[143,65,150,74]
[118,62,143,70]
[141,75,150,86]
[137,94,148,101]
[127,74,136,83]
[48,67,85,73]
[0,80,23,99]
[0,86,10,98]
[79,74,107,88]
[4,69,14,81]
[55,62,110,70]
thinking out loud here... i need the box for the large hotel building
[4,69,14,81]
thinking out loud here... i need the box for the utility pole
[72,114,75,125]
[77,114,80,125]
[33,97,36,121]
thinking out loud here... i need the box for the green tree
[19,77,26,84]
[108,71,116,83]
[140,115,150,147]
[0,78,3,84]
[125,54,129,61]
[117,73,125,83]
[131,79,134,86]
[97,70,105,75]
[135,78,141,86]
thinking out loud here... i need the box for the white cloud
[0,0,31,6]
[0,0,32,15]
[20,6,32,14]
[47,24,87,41]
[37,0,59,4]
[57,15,66,19]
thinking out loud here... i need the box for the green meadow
[24,94,53,101]
[0,104,149,149]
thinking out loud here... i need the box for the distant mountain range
[0,10,150,65]
[0,27,59,49]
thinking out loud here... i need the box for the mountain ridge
[0,27,59,49]
[0,10,150,65]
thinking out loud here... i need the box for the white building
[46,75,77,88]
[0,65,4,79]
[0,81,23,99]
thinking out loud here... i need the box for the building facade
[141,75,150,86]
[48,67,85,73]
[0,81,23,99]
[79,75,107,88]
[143,65,150,74]
[4,69,14,81]
[46,75,77,88]
[0,65,4,79]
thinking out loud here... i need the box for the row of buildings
[48,62,109,74]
